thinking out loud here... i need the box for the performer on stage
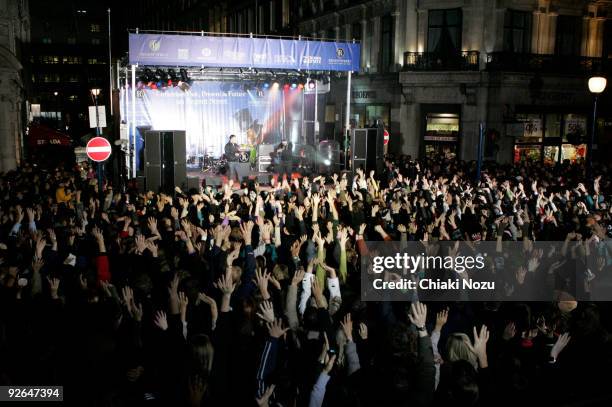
[273,141,293,178]
[224,134,240,181]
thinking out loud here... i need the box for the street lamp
[90,88,101,136]
[90,88,103,199]
[587,76,607,178]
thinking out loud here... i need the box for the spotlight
[308,80,316,89]
[179,68,189,83]
[263,82,270,89]
[323,159,331,166]
[298,83,304,90]
[141,68,154,83]
[283,84,290,90]
[290,81,297,89]
[167,69,178,85]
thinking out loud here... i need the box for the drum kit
[197,144,252,173]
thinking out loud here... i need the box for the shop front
[421,105,462,159]
[511,109,588,165]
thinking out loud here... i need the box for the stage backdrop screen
[120,81,321,167]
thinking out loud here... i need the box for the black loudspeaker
[351,128,384,173]
[144,130,186,194]
[351,129,368,172]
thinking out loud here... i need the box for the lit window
[67,37,76,44]
[42,37,52,44]
[92,38,101,45]
[63,56,82,64]
[41,56,59,64]
[90,24,101,32]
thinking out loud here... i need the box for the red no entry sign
[383,129,390,145]
[86,137,112,162]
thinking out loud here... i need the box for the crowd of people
[0,155,611,406]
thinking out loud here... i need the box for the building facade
[0,0,29,172]
[27,1,110,140]
[121,0,611,164]
[298,0,612,163]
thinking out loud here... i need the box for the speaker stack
[144,130,187,194]
[350,126,384,173]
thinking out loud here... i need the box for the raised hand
[267,318,289,338]
[550,332,571,361]
[153,310,168,331]
[47,276,60,300]
[214,269,236,300]
[291,269,305,286]
[434,308,448,333]
[135,234,147,254]
[91,226,104,242]
[35,236,46,259]
[408,301,427,330]
[147,217,159,234]
[226,243,241,266]
[145,240,158,257]
[472,325,490,368]
[26,207,35,223]
[31,258,44,274]
[503,322,516,341]
[178,291,189,322]
[359,323,368,340]
[255,384,276,407]
[340,313,353,342]
[311,277,325,308]
[256,300,275,323]
[239,220,254,245]
[323,354,336,374]
[254,269,271,300]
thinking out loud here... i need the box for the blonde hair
[272,264,289,281]
[188,334,214,377]
[446,333,478,369]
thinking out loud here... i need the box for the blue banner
[129,33,361,72]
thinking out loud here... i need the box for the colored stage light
[263,82,270,89]
[298,83,304,90]
[308,80,316,89]
[290,82,297,89]
[283,84,290,90]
